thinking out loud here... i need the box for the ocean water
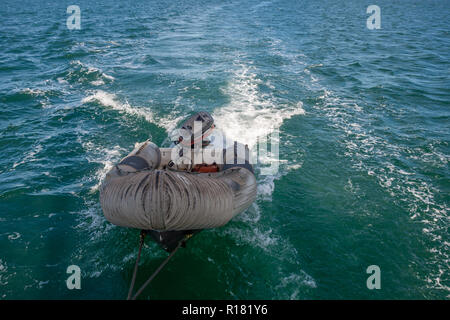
[0,0,448,299]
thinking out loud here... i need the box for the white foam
[213,64,305,149]
[69,60,115,85]
[276,272,317,299]
[80,140,125,193]
[212,63,305,201]
[82,90,156,123]
[210,63,313,295]
[20,88,47,96]
[12,144,43,169]
[255,159,303,201]
[235,202,261,223]
[57,77,68,84]
[222,208,316,297]
[0,259,6,272]
[286,163,302,171]
[313,74,449,295]
[91,80,105,86]
[0,259,9,287]
[82,90,183,132]
[7,232,21,241]
[75,204,114,240]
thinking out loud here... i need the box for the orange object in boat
[192,163,219,173]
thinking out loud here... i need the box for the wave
[12,144,43,169]
[66,60,115,86]
[82,90,155,123]
[82,90,184,132]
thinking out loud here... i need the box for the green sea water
[0,0,449,299]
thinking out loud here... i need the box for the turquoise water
[0,0,449,299]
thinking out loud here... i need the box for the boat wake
[212,62,315,298]
[76,60,314,298]
[213,63,305,149]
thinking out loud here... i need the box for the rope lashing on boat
[126,231,190,300]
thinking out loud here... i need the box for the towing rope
[126,230,185,300]
[126,230,146,300]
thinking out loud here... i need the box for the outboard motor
[170,111,215,147]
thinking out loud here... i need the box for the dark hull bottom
[145,229,201,252]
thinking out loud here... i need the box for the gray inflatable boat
[99,111,257,251]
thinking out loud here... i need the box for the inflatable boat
[100,111,257,251]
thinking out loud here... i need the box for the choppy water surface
[0,0,448,299]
